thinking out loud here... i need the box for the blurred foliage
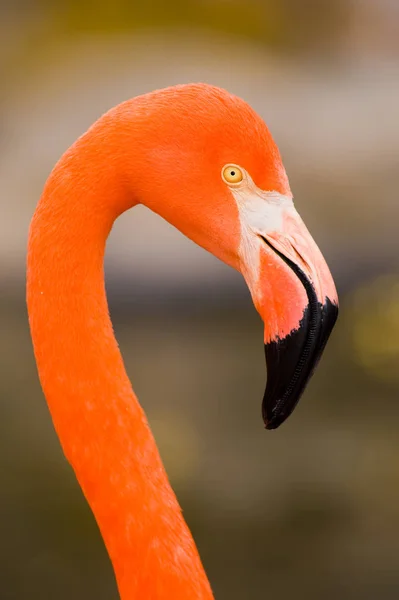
[350,275,399,384]
[35,0,350,53]
[49,0,280,44]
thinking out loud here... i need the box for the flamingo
[27,83,338,599]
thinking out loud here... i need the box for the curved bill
[242,205,339,430]
[261,237,338,429]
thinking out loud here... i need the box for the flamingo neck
[26,117,213,599]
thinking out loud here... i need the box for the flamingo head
[125,84,339,429]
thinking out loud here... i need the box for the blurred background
[1,1,399,598]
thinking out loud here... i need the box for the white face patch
[222,164,294,290]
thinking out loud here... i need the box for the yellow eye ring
[222,164,244,185]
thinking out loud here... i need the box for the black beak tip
[264,400,295,429]
[262,297,338,431]
[264,414,286,430]
[263,400,290,429]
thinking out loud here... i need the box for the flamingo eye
[222,165,244,185]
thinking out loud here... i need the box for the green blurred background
[1,1,399,598]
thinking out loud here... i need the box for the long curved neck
[27,115,213,599]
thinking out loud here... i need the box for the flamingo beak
[237,193,338,429]
[257,210,338,429]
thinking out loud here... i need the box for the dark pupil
[231,171,235,176]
